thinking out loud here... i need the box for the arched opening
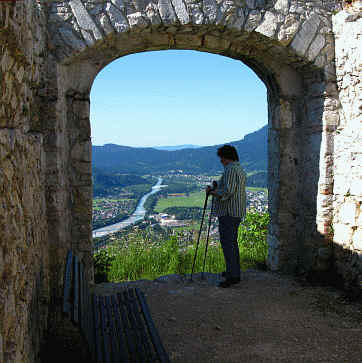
[55,34,311,277]
[47,7,337,284]
[89,49,269,280]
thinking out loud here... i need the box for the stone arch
[45,0,340,279]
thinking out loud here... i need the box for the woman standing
[206,145,246,288]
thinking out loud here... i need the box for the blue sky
[90,50,267,147]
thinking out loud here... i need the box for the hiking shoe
[218,277,240,288]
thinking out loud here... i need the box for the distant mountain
[153,144,201,151]
[92,125,267,181]
[92,169,151,197]
[246,171,268,188]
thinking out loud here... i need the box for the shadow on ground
[93,270,362,362]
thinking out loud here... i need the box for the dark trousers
[218,216,242,279]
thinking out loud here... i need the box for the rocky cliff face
[332,4,362,289]
[0,2,49,362]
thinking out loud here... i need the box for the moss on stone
[0,28,27,67]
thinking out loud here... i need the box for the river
[92,177,164,238]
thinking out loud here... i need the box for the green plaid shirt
[213,161,246,218]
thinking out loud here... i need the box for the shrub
[238,211,269,267]
[96,211,269,282]
[94,247,117,283]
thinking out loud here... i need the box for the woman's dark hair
[217,145,239,161]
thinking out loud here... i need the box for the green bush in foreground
[238,211,269,268]
[94,211,269,283]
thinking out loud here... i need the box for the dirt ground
[93,270,362,363]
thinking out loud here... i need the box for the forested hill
[92,125,267,176]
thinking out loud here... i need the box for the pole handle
[201,196,214,280]
[190,193,209,281]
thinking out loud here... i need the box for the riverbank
[92,213,129,230]
[92,178,164,238]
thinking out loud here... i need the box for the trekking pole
[201,195,214,280]
[190,192,209,282]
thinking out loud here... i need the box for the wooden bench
[63,250,170,362]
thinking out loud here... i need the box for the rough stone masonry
[0,0,361,362]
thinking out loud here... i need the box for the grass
[113,238,226,281]
[246,186,268,193]
[173,222,201,232]
[155,188,267,214]
[154,191,205,212]
[96,238,227,282]
[94,212,269,283]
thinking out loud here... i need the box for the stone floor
[93,270,362,362]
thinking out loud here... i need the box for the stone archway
[46,0,340,278]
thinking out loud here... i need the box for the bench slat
[80,263,94,360]
[105,295,121,363]
[73,255,79,323]
[111,295,129,363]
[117,292,137,361]
[123,290,147,362]
[135,287,170,363]
[100,295,112,363]
[88,287,96,360]
[93,295,104,363]
[79,263,88,348]
[63,250,73,315]
[79,262,84,330]
[128,288,156,361]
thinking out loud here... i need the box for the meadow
[154,191,205,212]
[94,211,269,283]
[154,187,267,214]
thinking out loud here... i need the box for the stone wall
[0,0,361,362]
[332,5,362,288]
[0,2,49,362]
[47,0,344,278]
